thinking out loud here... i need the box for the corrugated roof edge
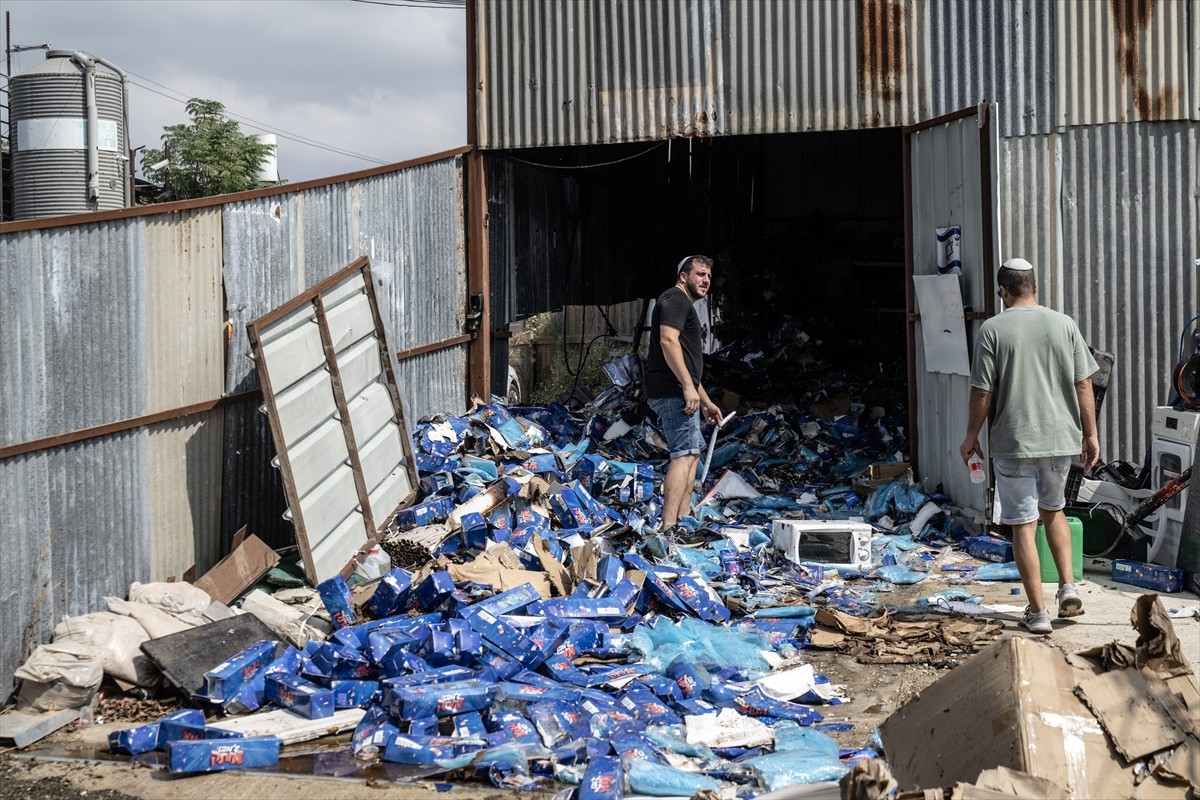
[0,145,473,234]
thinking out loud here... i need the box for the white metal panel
[285,419,349,499]
[311,511,368,583]
[273,369,338,446]
[337,338,384,399]
[346,383,396,445]
[297,463,361,535]
[359,424,405,491]
[368,469,411,528]
[907,109,992,512]
[249,259,420,583]
[326,293,376,354]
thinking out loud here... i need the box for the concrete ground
[2,564,1197,799]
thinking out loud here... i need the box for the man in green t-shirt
[960,257,1100,635]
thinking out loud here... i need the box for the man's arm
[959,386,993,464]
[1076,377,1100,469]
[696,383,722,425]
[659,325,700,413]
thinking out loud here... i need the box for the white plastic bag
[128,581,212,627]
[14,641,103,711]
[53,611,157,686]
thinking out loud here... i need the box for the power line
[349,0,465,7]
[123,71,391,165]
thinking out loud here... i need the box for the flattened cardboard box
[879,635,1147,799]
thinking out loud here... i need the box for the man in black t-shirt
[645,255,722,530]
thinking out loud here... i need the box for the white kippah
[1003,257,1034,271]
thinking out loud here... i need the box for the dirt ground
[3,569,1197,799]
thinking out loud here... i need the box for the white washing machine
[1146,407,1200,567]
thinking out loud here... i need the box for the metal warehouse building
[0,0,1196,684]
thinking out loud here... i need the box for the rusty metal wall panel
[477,0,728,149]
[1058,121,1198,464]
[145,210,226,578]
[0,221,151,685]
[0,437,150,688]
[220,195,302,549]
[997,133,1062,309]
[1193,0,1200,120]
[396,345,472,424]
[852,0,924,130]
[925,0,1057,136]
[475,0,926,144]
[476,0,1194,148]
[358,158,468,354]
[1058,0,1193,127]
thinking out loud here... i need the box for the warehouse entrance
[486,104,995,503]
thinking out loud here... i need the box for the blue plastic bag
[873,564,927,585]
[974,562,1022,581]
[744,721,847,790]
[626,759,720,796]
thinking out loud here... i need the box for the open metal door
[903,103,1000,513]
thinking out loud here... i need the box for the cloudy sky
[3,0,467,182]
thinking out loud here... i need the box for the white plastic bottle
[353,545,391,581]
[968,452,986,484]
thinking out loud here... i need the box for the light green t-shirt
[970,305,1099,459]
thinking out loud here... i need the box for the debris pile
[3,339,1197,799]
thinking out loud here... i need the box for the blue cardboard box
[203,640,278,703]
[385,678,498,720]
[965,535,1014,563]
[1112,559,1184,592]
[265,673,334,719]
[316,575,359,629]
[166,736,280,773]
[382,733,485,765]
[330,680,380,709]
[108,708,207,755]
[364,568,413,619]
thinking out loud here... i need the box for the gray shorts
[993,455,1072,525]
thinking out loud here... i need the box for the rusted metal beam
[0,390,259,460]
[465,0,491,403]
[394,334,473,362]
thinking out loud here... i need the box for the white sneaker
[1020,606,1053,634]
[1057,584,1084,618]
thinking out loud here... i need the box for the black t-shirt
[644,286,702,399]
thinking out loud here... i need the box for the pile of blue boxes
[109,353,963,791]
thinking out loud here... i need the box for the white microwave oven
[771,519,875,568]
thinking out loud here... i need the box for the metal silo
[10,50,130,219]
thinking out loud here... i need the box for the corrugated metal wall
[0,154,469,685]
[997,122,1200,465]
[476,0,1194,147]
[477,0,1197,468]
[1059,122,1199,464]
[144,211,227,578]
[1058,0,1194,128]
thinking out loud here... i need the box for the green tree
[142,98,275,200]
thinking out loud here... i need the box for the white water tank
[10,50,127,219]
[253,133,279,183]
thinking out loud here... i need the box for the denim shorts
[647,396,702,458]
[993,455,1072,525]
